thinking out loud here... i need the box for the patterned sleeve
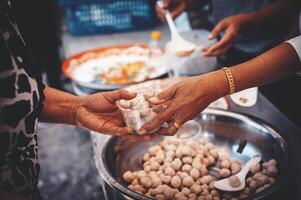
[0,31,16,97]
[286,35,301,63]
[1,10,43,196]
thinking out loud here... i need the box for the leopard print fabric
[0,0,44,198]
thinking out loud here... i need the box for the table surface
[38,23,301,199]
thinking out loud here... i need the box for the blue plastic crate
[58,0,158,36]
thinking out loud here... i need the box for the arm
[235,0,300,34]
[203,0,300,57]
[40,87,140,136]
[230,43,300,92]
[140,39,301,135]
[40,87,82,125]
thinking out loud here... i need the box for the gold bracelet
[222,67,236,95]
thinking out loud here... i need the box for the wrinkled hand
[75,90,148,139]
[203,16,245,57]
[156,0,192,21]
[140,72,227,135]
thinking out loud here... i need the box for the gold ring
[172,121,181,129]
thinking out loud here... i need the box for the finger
[208,30,235,52]
[117,89,137,100]
[151,110,191,136]
[156,5,166,22]
[208,39,229,52]
[93,115,131,135]
[148,96,167,105]
[203,42,232,57]
[151,123,178,136]
[148,87,177,104]
[202,45,210,52]
[203,46,232,57]
[203,30,236,57]
[105,89,137,103]
[170,2,186,19]
[125,134,153,141]
[139,104,176,134]
[75,107,130,135]
[208,21,227,40]
[102,123,133,136]
[151,100,172,114]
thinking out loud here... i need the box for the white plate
[62,45,169,90]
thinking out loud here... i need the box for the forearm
[239,0,299,34]
[232,43,300,91]
[40,87,83,125]
[213,43,301,96]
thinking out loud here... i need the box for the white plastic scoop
[157,1,197,57]
[214,156,261,192]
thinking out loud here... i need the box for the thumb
[149,87,176,104]
[106,90,137,103]
[208,21,227,40]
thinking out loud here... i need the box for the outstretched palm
[75,90,151,140]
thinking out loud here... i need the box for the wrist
[203,69,230,99]
[238,13,258,33]
[69,95,86,126]
[41,87,85,125]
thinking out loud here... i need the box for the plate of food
[62,45,169,90]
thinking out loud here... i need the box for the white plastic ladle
[214,156,261,192]
[157,1,197,57]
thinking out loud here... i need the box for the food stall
[36,1,301,200]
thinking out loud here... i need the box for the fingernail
[140,130,147,135]
[149,96,158,101]
[128,91,136,96]
[208,34,213,39]
[149,97,160,103]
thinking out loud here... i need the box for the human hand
[140,71,228,135]
[156,0,192,21]
[202,16,245,57]
[75,90,150,139]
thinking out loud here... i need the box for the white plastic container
[117,86,163,135]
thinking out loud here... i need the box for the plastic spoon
[214,156,261,192]
[157,1,196,57]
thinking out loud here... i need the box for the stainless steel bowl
[92,109,293,200]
